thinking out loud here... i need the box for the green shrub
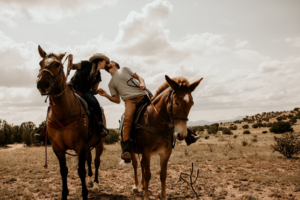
[105,129,119,144]
[271,133,300,158]
[269,122,294,134]
[242,124,249,129]
[276,116,283,121]
[252,124,258,128]
[208,124,218,134]
[262,131,268,134]
[243,130,251,134]
[222,128,233,135]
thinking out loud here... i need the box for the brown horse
[36,46,105,200]
[131,75,203,200]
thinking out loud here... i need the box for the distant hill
[187,115,246,126]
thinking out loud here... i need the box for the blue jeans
[81,92,103,123]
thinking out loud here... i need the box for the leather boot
[121,140,132,163]
[34,125,47,143]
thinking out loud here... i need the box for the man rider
[98,61,146,163]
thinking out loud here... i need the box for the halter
[167,88,189,127]
[37,55,69,97]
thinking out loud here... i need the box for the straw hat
[89,53,110,63]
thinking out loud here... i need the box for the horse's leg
[159,150,172,200]
[142,153,151,200]
[131,152,138,192]
[93,139,104,189]
[86,151,93,187]
[77,148,88,200]
[140,156,145,190]
[52,144,69,200]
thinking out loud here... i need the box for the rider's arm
[132,73,146,90]
[72,62,81,70]
[98,89,121,104]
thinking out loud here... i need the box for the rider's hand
[139,84,146,90]
[98,88,107,97]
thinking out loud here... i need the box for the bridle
[37,55,69,98]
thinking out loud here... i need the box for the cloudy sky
[0,0,299,128]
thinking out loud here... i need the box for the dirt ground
[1,119,300,199]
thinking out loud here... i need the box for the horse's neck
[49,86,80,120]
[148,91,170,129]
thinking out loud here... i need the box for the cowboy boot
[121,140,132,163]
[34,125,47,142]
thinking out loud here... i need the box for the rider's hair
[112,61,120,69]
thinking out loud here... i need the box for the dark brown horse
[36,46,105,200]
[131,75,203,200]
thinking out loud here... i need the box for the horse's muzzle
[37,80,51,95]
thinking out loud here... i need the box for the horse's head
[36,45,66,95]
[165,75,203,141]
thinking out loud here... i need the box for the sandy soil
[0,144,24,151]
[0,113,299,200]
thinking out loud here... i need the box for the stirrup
[98,121,109,138]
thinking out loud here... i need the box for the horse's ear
[188,78,203,92]
[165,75,179,91]
[58,52,66,61]
[38,45,46,58]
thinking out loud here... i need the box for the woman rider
[34,53,109,142]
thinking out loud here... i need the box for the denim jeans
[81,91,103,123]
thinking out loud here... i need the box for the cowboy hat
[89,53,110,63]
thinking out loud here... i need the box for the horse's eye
[56,62,60,67]
[175,102,179,106]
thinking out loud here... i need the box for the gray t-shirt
[108,67,146,101]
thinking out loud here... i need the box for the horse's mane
[152,76,189,100]
[47,53,58,58]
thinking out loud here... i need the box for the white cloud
[258,60,282,73]
[286,37,300,48]
[233,49,266,62]
[0,0,118,24]
[69,30,80,36]
[235,39,249,49]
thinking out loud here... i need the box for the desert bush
[262,131,268,134]
[230,125,237,130]
[289,117,297,125]
[208,124,218,134]
[204,135,209,139]
[243,130,251,134]
[222,128,233,135]
[252,124,258,128]
[267,122,273,127]
[271,133,300,158]
[233,135,238,138]
[288,114,294,119]
[105,129,119,144]
[242,124,249,129]
[269,122,294,134]
[218,127,223,131]
[252,135,258,142]
[276,116,283,121]
[294,107,299,111]
[242,140,248,146]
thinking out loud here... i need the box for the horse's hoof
[93,182,100,190]
[132,185,138,193]
[87,178,93,188]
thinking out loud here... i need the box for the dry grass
[1,114,300,199]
